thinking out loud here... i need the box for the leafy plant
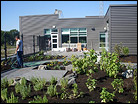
[33,78,46,91]
[39,50,44,55]
[15,82,21,93]
[111,79,124,93]
[114,42,123,56]
[29,95,48,103]
[100,87,115,103]
[89,101,95,103]
[100,49,121,78]
[8,79,14,86]
[30,76,38,85]
[122,46,129,56]
[69,83,84,99]
[133,68,137,101]
[1,77,8,89]
[60,78,69,100]
[6,92,19,103]
[86,76,97,92]
[60,78,68,88]
[63,58,69,66]
[28,55,35,61]
[20,84,31,99]
[54,65,61,70]
[50,76,57,85]
[20,77,27,86]
[1,88,8,101]
[46,85,58,97]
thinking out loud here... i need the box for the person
[15,35,23,68]
[48,39,51,50]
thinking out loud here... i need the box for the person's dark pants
[17,51,23,67]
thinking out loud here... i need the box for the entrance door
[51,34,58,49]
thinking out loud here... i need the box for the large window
[100,33,105,47]
[44,29,50,34]
[71,37,78,43]
[61,28,69,32]
[79,37,87,43]
[51,29,58,32]
[62,34,69,43]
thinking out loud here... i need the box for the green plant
[69,83,84,99]
[46,85,58,97]
[89,101,95,103]
[54,64,61,70]
[114,42,123,56]
[29,95,48,103]
[63,58,68,66]
[100,87,115,103]
[15,82,21,93]
[20,84,31,99]
[111,79,124,93]
[33,78,46,91]
[45,55,51,59]
[100,49,121,78]
[6,92,19,103]
[39,50,44,55]
[50,76,57,85]
[28,55,35,61]
[133,68,137,101]
[60,78,69,99]
[1,77,8,89]
[86,77,97,92]
[122,46,129,56]
[1,88,8,101]
[20,77,27,86]
[71,49,98,74]
[30,76,38,85]
[8,79,14,86]
[60,78,68,88]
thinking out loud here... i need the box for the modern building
[19,4,137,55]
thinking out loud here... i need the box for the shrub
[39,50,44,55]
[33,78,46,91]
[54,65,61,70]
[100,87,115,103]
[30,76,38,85]
[46,85,58,97]
[114,43,123,56]
[6,92,19,103]
[86,77,97,92]
[89,101,95,103]
[1,88,8,101]
[50,76,57,85]
[100,49,121,78]
[122,46,129,56]
[1,77,8,89]
[29,95,48,103]
[20,84,31,99]
[111,79,124,93]
[15,82,21,93]
[60,78,68,88]
[20,77,27,86]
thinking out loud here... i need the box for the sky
[1,1,137,31]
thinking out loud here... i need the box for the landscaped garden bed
[1,51,65,72]
[1,49,137,103]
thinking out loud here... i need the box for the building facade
[19,4,137,55]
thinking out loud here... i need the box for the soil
[119,55,137,63]
[1,65,137,103]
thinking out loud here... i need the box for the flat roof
[19,14,58,18]
[109,4,137,7]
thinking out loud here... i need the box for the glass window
[45,35,51,39]
[79,37,87,43]
[61,28,69,32]
[100,33,105,47]
[51,29,57,32]
[79,34,87,36]
[70,28,78,32]
[53,44,57,48]
[70,33,77,36]
[71,37,78,43]
[62,34,69,43]
[53,39,57,43]
[44,29,50,34]
[79,28,86,32]
[52,35,57,38]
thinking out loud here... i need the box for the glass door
[51,34,58,49]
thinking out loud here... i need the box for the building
[19,4,137,55]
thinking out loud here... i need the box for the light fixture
[53,25,56,28]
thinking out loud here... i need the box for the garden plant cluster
[1,48,137,103]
